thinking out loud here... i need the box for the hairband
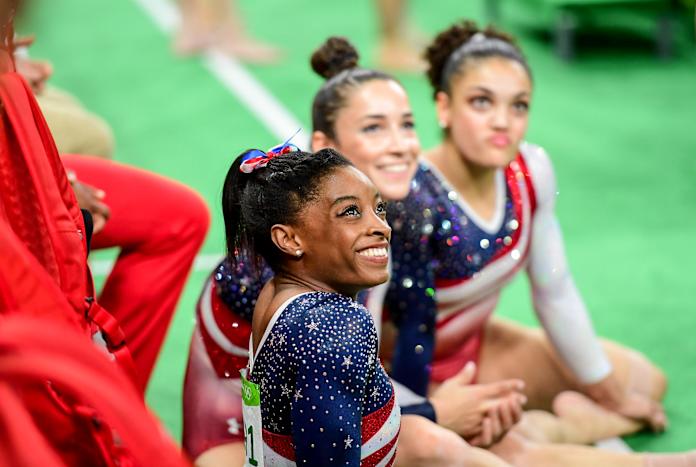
[440,32,524,90]
[239,129,302,174]
[469,32,487,44]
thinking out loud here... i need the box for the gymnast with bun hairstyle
[384,19,668,430]
[182,33,695,467]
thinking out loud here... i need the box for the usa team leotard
[247,291,399,466]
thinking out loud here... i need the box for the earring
[438,120,447,129]
[295,250,303,257]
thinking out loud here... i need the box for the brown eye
[340,205,361,217]
[375,201,387,217]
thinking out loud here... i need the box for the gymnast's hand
[585,372,667,432]
[68,173,111,234]
[430,362,526,446]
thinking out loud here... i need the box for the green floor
[20,0,696,453]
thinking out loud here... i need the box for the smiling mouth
[378,163,410,173]
[357,247,389,258]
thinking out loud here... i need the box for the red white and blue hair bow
[239,130,302,174]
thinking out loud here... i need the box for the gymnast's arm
[524,145,666,428]
[289,302,373,465]
[384,194,439,398]
[385,198,522,441]
[524,144,612,385]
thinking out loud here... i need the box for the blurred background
[16,0,696,453]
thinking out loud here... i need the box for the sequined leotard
[182,261,269,458]
[182,265,403,460]
[182,142,612,456]
[385,143,611,396]
[247,291,399,466]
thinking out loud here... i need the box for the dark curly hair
[310,36,400,140]
[222,148,352,273]
[424,20,531,98]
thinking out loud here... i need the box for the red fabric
[0,222,175,466]
[429,326,484,384]
[0,71,138,382]
[515,152,537,216]
[198,283,251,378]
[0,385,68,467]
[491,156,527,262]
[182,325,246,459]
[0,225,114,466]
[362,395,395,443]
[0,314,190,467]
[0,220,83,328]
[0,67,210,391]
[0,71,87,313]
[61,154,210,389]
[0,28,194,465]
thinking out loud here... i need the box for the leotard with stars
[248,291,400,466]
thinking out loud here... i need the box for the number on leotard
[246,424,258,466]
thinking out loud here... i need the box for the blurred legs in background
[174,0,281,63]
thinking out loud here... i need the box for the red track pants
[62,154,210,391]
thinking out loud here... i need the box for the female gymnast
[181,36,696,467]
[224,145,399,465]
[383,20,668,430]
[301,35,696,467]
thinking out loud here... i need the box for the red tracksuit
[61,154,210,390]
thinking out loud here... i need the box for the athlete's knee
[181,189,211,245]
[164,185,211,249]
[655,367,668,399]
[647,358,667,400]
[628,349,668,400]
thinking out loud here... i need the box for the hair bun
[311,37,359,80]
[424,20,520,98]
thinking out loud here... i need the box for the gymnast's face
[293,166,391,296]
[312,79,420,201]
[436,57,531,169]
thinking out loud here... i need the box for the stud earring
[295,250,303,257]
[438,120,447,129]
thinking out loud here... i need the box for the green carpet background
[19,0,696,453]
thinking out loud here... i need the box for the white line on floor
[131,0,304,143]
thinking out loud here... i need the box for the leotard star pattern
[248,292,400,466]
